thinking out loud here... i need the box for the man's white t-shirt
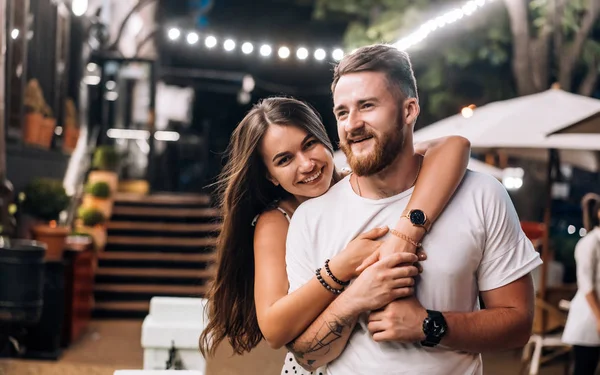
[286,171,542,375]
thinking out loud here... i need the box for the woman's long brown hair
[199,97,338,356]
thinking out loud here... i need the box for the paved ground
[0,319,573,375]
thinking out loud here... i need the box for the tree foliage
[310,0,600,121]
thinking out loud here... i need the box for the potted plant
[82,181,113,219]
[20,178,71,260]
[23,79,46,146]
[62,99,80,153]
[88,146,120,194]
[38,104,57,149]
[75,207,107,251]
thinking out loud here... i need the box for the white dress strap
[275,207,291,222]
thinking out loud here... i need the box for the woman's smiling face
[259,124,335,201]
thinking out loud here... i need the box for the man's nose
[345,110,364,133]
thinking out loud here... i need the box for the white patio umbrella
[413,87,600,319]
[413,88,600,172]
[548,112,600,135]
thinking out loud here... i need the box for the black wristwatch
[421,310,447,347]
[403,208,432,232]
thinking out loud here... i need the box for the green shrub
[78,207,106,227]
[86,181,111,198]
[92,146,120,171]
[21,178,70,221]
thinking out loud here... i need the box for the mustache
[342,130,376,144]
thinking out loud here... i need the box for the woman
[199,97,471,372]
[563,194,600,375]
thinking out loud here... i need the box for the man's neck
[355,148,422,199]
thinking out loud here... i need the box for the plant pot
[76,224,107,252]
[118,179,149,194]
[87,171,119,195]
[82,194,114,219]
[38,117,56,149]
[23,113,44,145]
[32,224,70,261]
[62,126,80,153]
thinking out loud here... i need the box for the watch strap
[421,309,446,347]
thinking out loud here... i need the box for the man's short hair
[331,44,418,101]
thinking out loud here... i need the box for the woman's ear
[266,173,279,186]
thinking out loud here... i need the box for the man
[284,44,542,374]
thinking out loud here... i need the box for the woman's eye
[362,103,373,109]
[304,140,317,148]
[277,156,291,165]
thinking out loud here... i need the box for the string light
[242,42,254,54]
[297,47,309,60]
[314,48,326,61]
[278,46,291,59]
[332,48,344,61]
[260,44,272,57]
[394,0,495,51]
[205,35,217,48]
[168,28,180,41]
[224,39,236,51]
[163,0,493,63]
[186,32,199,45]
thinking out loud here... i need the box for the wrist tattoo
[286,314,354,371]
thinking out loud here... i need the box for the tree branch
[578,58,599,96]
[503,0,537,95]
[559,0,600,90]
[530,29,552,91]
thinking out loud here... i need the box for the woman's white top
[563,227,600,346]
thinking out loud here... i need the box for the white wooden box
[114,371,203,375]
[141,297,209,372]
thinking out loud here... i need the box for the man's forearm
[441,307,533,352]
[286,295,358,371]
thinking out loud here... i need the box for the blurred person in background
[563,193,600,375]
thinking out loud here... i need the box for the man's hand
[344,252,419,315]
[367,297,428,343]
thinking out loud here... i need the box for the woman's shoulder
[252,205,291,228]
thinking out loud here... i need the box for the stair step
[114,192,211,205]
[106,222,221,232]
[95,283,207,295]
[98,251,216,262]
[112,206,220,218]
[95,300,150,312]
[107,236,217,247]
[96,267,214,279]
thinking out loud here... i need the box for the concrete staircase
[93,193,220,318]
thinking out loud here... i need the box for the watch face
[424,316,447,338]
[409,209,426,225]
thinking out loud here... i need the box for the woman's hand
[328,227,389,282]
[356,239,427,275]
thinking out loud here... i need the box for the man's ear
[404,98,420,126]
